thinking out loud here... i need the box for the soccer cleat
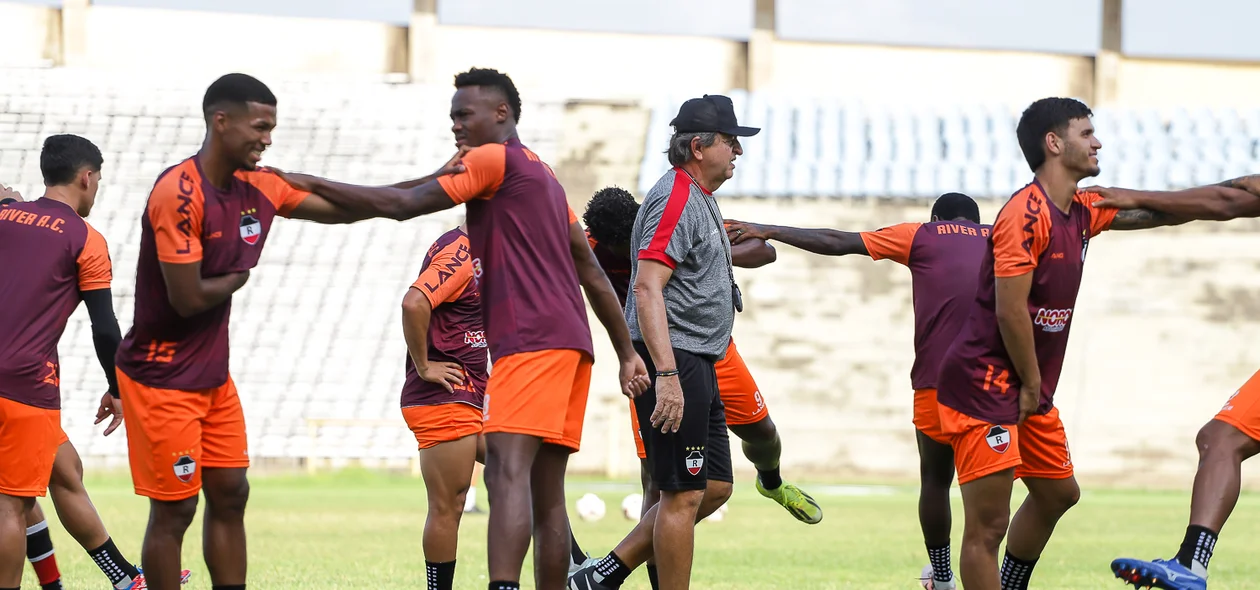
[568,563,620,590]
[1111,557,1206,590]
[568,554,598,577]
[920,564,957,590]
[755,477,823,524]
[127,568,192,589]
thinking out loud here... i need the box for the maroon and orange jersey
[859,219,991,390]
[401,227,489,408]
[586,231,631,308]
[116,157,310,390]
[937,182,1117,424]
[437,138,593,362]
[0,198,112,409]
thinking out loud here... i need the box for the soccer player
[580,185,819,585]
[725,191,990,590]
[112,73,469,590]
[400,222,489,590]
[932,97,1205,590]
[0,135,119,590]
[270,67,650,590]
[1087,177,1260,590]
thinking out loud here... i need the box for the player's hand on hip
[419,361,465,394]
[1017,382,1040,424]
[1082,186,1139,210]
[650,375,684,433]
[0,183,24,202]
[619,356,651,398]
[95,393,124,436]
[724,220,765,244]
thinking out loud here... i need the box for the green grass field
[24,470,1260,589]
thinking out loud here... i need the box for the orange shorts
[402,403,484,450]
[913,389,948,444]
[118,369,250,501]
[715,338,768,427]
[628,339,769,459]
[482,349,592,452]
[938,403,1073,485]
[0,396,60,497]
[1215,369,1260,441]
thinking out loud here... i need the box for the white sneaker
[920,564,956,590]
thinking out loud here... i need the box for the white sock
[464,487,477,511]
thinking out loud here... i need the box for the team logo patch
[685,450,705,476]
[1033,307,1073,333]
[985,426,1011,454]
[239,214,262,245]
[173,455,197,483]
[464,330,488,349]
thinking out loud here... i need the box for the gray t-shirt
[625,168,735,359]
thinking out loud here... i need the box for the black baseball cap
[669,94,760,137]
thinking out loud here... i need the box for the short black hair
[1016,97,1093,172]
[454,67,522,123]
[202,73,276,118]
[41,134,103,186]
[583,186,639,247]
[931,192,980,224]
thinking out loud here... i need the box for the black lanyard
[678,168,743,313]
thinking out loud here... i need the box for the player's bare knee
[659,489,705,515]
[153,497,199,531]
[206,477,250,516]
[703,480,733,506]
[732,417,778,445]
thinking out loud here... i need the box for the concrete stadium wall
[759,41,1094,105]
[59,4,408,75]
[574,197,1260,491]
[0,3,60,66]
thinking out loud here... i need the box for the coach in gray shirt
[569,95,759,590]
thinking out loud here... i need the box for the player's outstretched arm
[274,155,467,224]
[725,220,869,257]
[568,221,650,398]
[160,262,251,318]
[731,238,776,268]
[1090,176,1260,227]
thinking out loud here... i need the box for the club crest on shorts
[173,455,197,483]
[685,449,705,476]
[239,214,262,245]
[985,426,1011,454]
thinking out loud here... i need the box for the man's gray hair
[666,131,718,167]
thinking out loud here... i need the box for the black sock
[1175,524,1218,574]
[999,550,1037,590]
[647,563,660,590]
[2,586,21,590]
[927,543,953,583]
[88,537,141,588]
[570,532,587,566]
[426,560,456,590]
[488,582,519,590]
[593,552,632,586]
[757,466,783,491]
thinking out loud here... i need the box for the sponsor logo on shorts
[173,455,197,483]
[464,330,488,349]
[685,448,705,476]
[985,426,1011,454]
[471,258,483,280]
[1033,308,1073,333]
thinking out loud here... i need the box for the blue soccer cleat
[1111,557,1206,590]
